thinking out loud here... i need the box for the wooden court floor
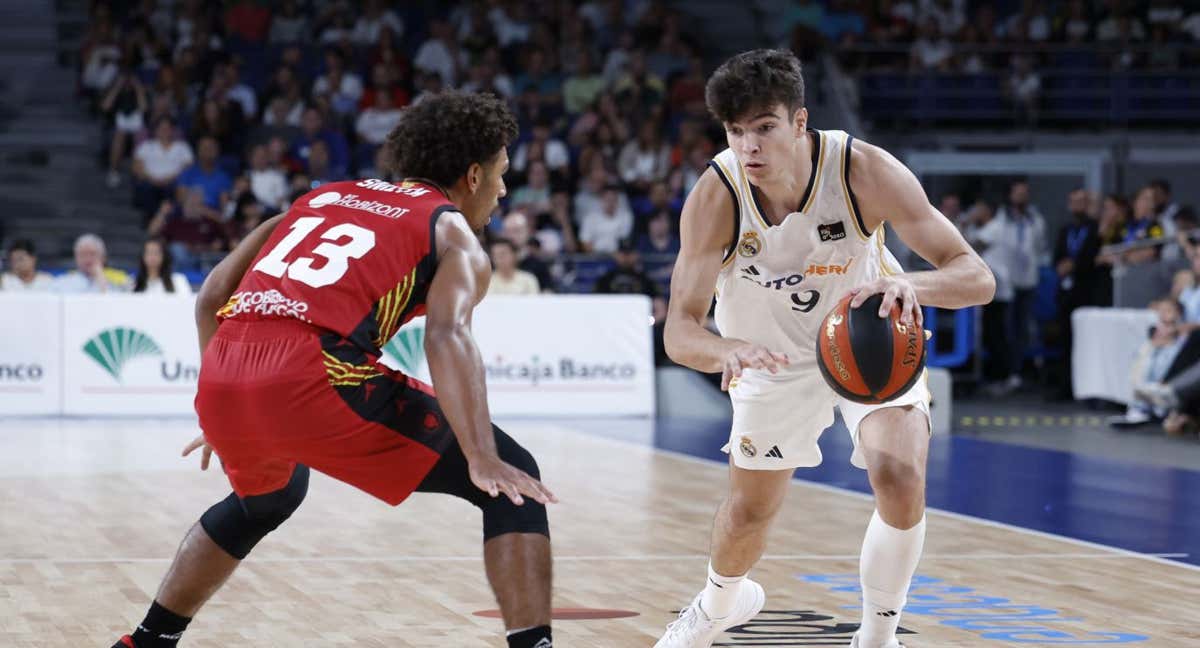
[0,418,1196,647]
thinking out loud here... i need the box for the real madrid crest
[738,231,762,258]
[739,436,757,458]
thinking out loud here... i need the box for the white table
[1071,307,1156,405]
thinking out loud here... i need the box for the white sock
[858,510,925,647]
[699,562,746,618]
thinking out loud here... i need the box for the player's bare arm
[847,140,996,326]
[184,213,286,470]
[194,213,286,352]
[426,211,557,506]
[665,167,789,390]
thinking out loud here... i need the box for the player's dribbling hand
[182,434,216,471]
[469,455,559,506]
[848,276,923,328]
[722,343,790,391]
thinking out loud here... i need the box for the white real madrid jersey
[711,129,904,369]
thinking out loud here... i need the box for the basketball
[815,293,926,404]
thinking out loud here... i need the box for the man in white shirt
[994,180,1047,391]
[133,116,194,218]
[578,185,633,253]
[487,239,541,295]
[0,239,54,291]
[54,234,131,294]
[968,200,1015,385]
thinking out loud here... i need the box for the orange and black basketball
[816,293,926,404]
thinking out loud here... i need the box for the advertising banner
[0,294,62,414]
[61,295,201,416]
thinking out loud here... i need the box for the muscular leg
[417,425,553,641]
[709,460,794,577]
[855,405,930,647]
[153,522,242,616]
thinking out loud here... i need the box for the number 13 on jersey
[253,216,376,288]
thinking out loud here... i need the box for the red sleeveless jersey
[218,179,456,355]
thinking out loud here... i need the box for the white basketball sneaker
[849,632,905,648]
[653,579,766,648]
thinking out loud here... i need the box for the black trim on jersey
[845,135,870,238]
[747,129,821,224]
[425,203,458,274]
[706,160,741,265]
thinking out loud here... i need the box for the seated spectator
[148,190,229,272]
[578,184,634,253]
[291,107,350,176]
[0,239,54,291]
[54,234,131,293]
[1118,298,1200,427]
[306,140,347,187]
[100,71,148,188]
[619,121,671,195]
[487,239,541,295]
[190,99,238,160]
[246,144,288,211]
[910,18,953,71]
[637,209,681,256]
[133,238,191,295]
[359,63,410,111]
[313,49,364,117]
[132,116,194,219]
[176,136,234,213]
[355,88,403,149]
[562,50,606,115]
[512,117,569,175]
[509,160,553,215]
[352,0,404,45]
[501,210,553,289]
[227,192,269,248]
[415,19,463,87]
[595,240,669,362]
[632,181,682,221]
[268,0,309,44]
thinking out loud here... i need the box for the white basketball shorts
[722,366,932,471]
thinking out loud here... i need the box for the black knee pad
[200,465,310,559]
[482,431,549,540]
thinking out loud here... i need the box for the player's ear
[466,162,482,193]
[793,106,808,134]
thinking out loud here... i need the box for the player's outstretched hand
[182,434,215,471]
[469,455,559,506]
[721,343,790,391]
[848,275,923,328]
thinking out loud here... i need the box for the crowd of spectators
[72,0,697,308]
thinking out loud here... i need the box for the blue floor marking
[652,415,1200,567]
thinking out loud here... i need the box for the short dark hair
[705,49,805,124]
[8,238,34,256]
[385,92,518,188]
[1150,178,1172,195]
[490,238,517,254]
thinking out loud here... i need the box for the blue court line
[651,416,1200,568]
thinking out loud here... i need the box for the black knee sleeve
[481,428,549,540]
[200,464,309,559]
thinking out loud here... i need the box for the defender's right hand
[469,455,558,506]
[721,344,790,391]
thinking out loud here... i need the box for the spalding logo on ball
[816,293,926,404]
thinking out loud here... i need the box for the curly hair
[705,49,806,124]
[384,91,518,188]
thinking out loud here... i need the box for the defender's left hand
[848,275,922,327]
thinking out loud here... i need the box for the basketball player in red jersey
[111,92,557,648]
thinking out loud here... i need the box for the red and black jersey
[218,178,456,357]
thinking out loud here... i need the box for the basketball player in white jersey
[653,49,995,648]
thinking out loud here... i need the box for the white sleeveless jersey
[711,129,903,369]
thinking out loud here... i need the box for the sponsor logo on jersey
[221,289,312,322]
[737,231,763,257]
[805,258,855,276]
[356,178,433,197]
[309,191,411,219]
[818,221,847,241]
[740,266,805,290]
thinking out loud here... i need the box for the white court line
[544,421,1200,575]
[0,552,1186,565]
